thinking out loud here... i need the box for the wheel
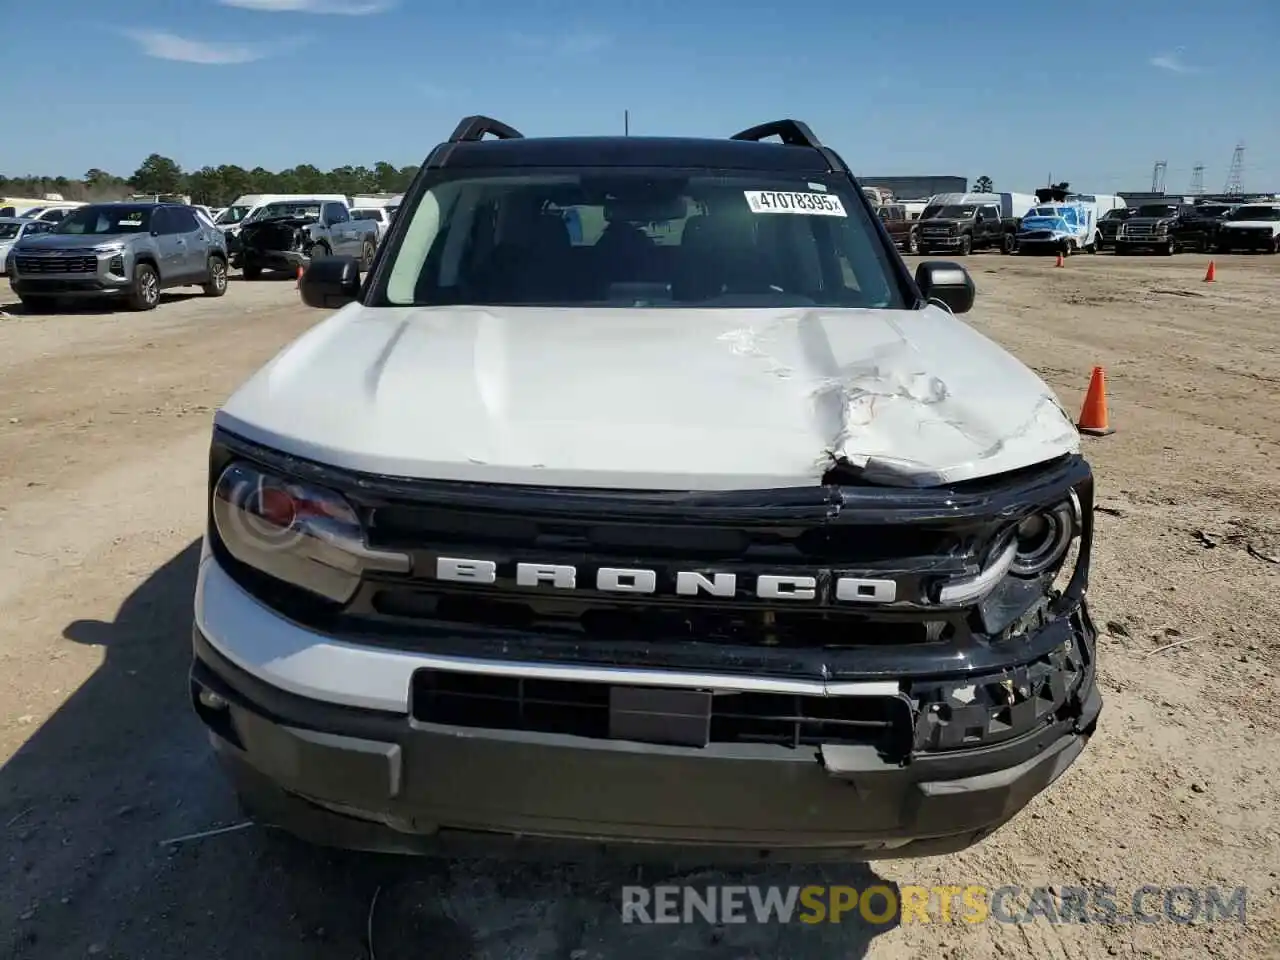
[359,240,376,271]
[1161,239,1175,256]
[1115,245,1128,256]
[307,242,330,261]
[128,262,160,311]
[958,235,972,256]
[1270,237,1280,254]
[1001,234,1015,255]
[17,295,57,314]
[242,262,262,281]
[202,255,228,297]
[905,232,919,255]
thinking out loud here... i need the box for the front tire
[202,255,228,297]
[129,262,160,311]
[1161,239,1176,256]
[905,232,919,255]
[359,240,376,270]
[958,235,972,256]
[307,242,330,261]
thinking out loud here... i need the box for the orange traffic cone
[1055,252,1065,268]
[1077,366,1115,436]
[1203,260,1216,282]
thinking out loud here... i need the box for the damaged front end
[208,427,1100,764]
[235,217,317,272]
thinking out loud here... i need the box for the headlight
[935,492,1082,607]
[211,461,410,603]
[1009,494,1080,576]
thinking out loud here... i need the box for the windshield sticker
[807,182,828,192]
[118,216,144,226]
[744,191,847,217]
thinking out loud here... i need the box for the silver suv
[5,202,229,313]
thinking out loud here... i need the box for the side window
[324,203,350,224]
[171,208,200,233]
[981,206,1001,222]
[152,208,174,235]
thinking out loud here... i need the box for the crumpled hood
[215,304,1081,490]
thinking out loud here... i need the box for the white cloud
[122,28,304,64]
[218,0,396,13]
[1150,49,1198,73]
[507,28,612,56]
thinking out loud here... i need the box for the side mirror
[915,261,975,315]
[299,255,361,309]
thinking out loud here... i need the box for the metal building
[856,176,967,200]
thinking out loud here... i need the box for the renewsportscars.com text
[620,884,1249,926]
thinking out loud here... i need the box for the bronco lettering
[434,556,898,604]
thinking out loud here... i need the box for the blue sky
[7,0,1278,194]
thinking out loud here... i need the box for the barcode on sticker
[744,191,847,217]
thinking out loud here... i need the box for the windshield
[1027,207,1061,218]
[216,205,250,225]
[54,205,153,235]
[1231,206,1280,221]
[0,222,22,240]
[1195,205,1232,217]
[382,170,905,309]
[248,202,322,222]
[924,205,975,219]
[351,209,382,221]
[1103,209,1132,220]
[1136,205,1178,218]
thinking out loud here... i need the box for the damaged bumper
[192,555,1102,861]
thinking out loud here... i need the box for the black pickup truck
[1172,202,1239,253]
[1096,208,1133,251]
[916,201,1005,255]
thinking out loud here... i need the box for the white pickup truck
[234,198,379,279]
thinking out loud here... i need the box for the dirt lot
[0,255,1277,960]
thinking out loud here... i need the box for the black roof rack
[448,115,524,143]
[730,119,824,149]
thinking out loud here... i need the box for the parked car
[191,114,1101,863]
[916,200,1005,255]
[876,202,918,254]
[1215,203,1280,254]
[1015,202,1099,256]
[235,198,378,280]
[1167,202,1239,253]
[0,217,57,275]
[6,202,229,312]
[351,206,393,244]
[1113,202,1194,255]
[1095,208,1133,250]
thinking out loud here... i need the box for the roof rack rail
[730,119,823,149]
[447,115,524,143]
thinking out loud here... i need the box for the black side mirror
[300,255,361,309]
[915,261,975,315]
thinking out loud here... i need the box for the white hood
[215,304,1081,490]
[1222,219,1280,233]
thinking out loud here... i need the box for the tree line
[0,153,421,207]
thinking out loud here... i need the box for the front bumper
[191,554,1102,862]
[10,275,132,297]
[236,248,308,271]
[1217,230,1275,251]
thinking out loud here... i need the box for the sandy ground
[0,255,1277,960]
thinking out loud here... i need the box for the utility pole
[1190,164,1204,195]
[624,110,629,136]
[1151,160,1167,194]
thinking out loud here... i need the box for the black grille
[410,668,914,756]
[15,255,98,274]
